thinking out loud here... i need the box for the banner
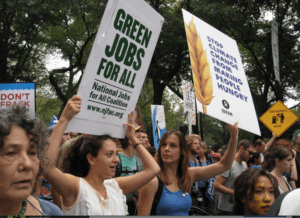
[0,83,35,118]
[272,20,280,82]
[67,0,164,138]
[182,80,196,125]
[182,9,260,136]
[151,105,167,150]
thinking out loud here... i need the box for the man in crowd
[133,127,150,172]
[186,134,202,207]
[116,136,139,215]
[254,132,276,163]
[197,141,215,214]
[214,139,254,215]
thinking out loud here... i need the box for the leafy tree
[189,0,300,139]
[0,0,59,83]
[45,0,108,116]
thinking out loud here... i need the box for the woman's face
[243,176,276,215]
[0,126,39,201]
[277,154,293,173]
[90,139,119,179]
[160,134,181,164]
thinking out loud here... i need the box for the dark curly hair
[233,168,279,215]
[60,135,115,177]
[157,130,192,193]
[0,104,49,176]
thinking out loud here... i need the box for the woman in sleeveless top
[0,104,62,215]
[43,96,160,215]
[262,146,294,194]
[137,122,239,215]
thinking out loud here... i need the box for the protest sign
[67,0,164,138]
[0,83,35,118]
[151,105,167,150]
[182,80,196,125]
[259,101,298,137]
[182,9,261,136]
[272,20,280,82]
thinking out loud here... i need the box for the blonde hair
[185,134,201,148]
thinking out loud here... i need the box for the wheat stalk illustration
[185,19,214,114]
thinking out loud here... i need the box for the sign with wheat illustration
[182,9,261,136]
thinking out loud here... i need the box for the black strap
[115,153,139,177]
[150,176,164,215]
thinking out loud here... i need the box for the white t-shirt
[62,178,128,215]
[278,189,300,215]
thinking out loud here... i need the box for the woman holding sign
[137,123,239,215]
[43,96,160,215]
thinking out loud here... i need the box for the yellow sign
[259,100,299,137]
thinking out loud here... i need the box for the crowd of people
[1,95,300,216]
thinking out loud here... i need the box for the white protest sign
[182,80,196,125]
[67,0,164,138]
[151,105,167,150]
[182,9,260,136]
[272,19,280,82]
[0,83,35,118]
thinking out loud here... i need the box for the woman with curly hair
[233,168,279,215]
[137,122,239,215]
[0,104,62,215]
[262,146,295,194]
[43,95,160,215]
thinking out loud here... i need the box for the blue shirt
[156,186,192,215]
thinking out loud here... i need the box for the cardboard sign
[272,20,280,82]
[259,101,298,137]
[182,9,261,136]
[0,83,35,118]
[67,0,164,138]
[151,105,167,150]
[182,80,196,125]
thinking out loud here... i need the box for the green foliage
[35,94,63,126]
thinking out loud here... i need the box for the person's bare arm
[43,96,81,207]
[290,149,298,181]
[214,175,234,196]
[189,122,238,182]
[137,177,158,215]
[265,132,276,151]
[115,112,160,195]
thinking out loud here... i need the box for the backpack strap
[150,176,164,215]
[114,153,122,177]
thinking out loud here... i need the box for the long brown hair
[262,146,294,172]
[157,130,192,193]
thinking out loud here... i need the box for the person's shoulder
[38,198,63,215]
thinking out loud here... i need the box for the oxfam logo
[222,100,229,109]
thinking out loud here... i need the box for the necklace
[17,199,27,216]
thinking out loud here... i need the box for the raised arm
[265,132,276,151]
[137,177,158,215]
[188,122,238,183]
[115,112,160,195]
[290,149,298,182]
[43,95,81,207]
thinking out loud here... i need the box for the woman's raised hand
[60,95,81,122]
[124,111,139,145]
